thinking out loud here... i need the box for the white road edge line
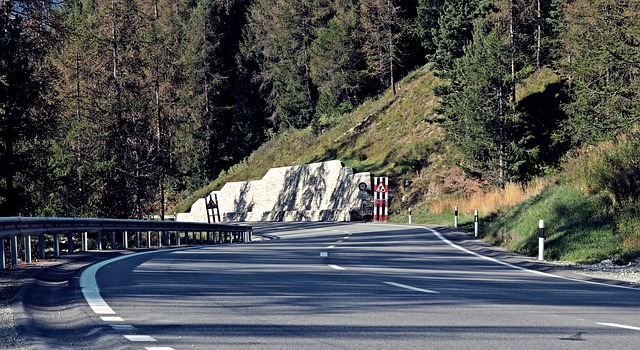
[383,281,439,294]
[328,264,345,270]
[146,347,176,350]
[80,247,196,315]
[383,224,640,292]
[597,323,640,331]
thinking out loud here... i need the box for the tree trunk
[536,0,541,69]
[509,0,516,103]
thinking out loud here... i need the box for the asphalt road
[13,222,640,349]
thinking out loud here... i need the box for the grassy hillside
[174,66,453,213]
[175,65,640,265]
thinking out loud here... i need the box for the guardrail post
[97,232,103,250]
[110,232,116,250]
[53,234,60,256]
[207,231,211,245]
[24,236,32,263]
[122,231,128,249]
[157,231,162,247]
[135,232,140,248]
[82,232,88,251]
[38,235,45,258]
[11,236,18,266]
[67,232,74,254]
[147,231,151,248]
[166,231,171,246]
[199,231,203,245]
[1,238,5,269]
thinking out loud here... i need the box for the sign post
[373,177,389,222]
[206,194,221,223]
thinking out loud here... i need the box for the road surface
[14,222,640,349]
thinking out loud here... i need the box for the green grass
[483,185,620,263]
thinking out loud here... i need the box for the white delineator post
[538,219,545,261]
[408,207,412,224]
[383,177,388,222]
[474,210,479,237]
[454,206,459,228]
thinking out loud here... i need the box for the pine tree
[243,0,332,129]
[438,18,536,187]
[562,0,640,144]
[310,2,366,126]
[0,0,57,216]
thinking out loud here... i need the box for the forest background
[2,0,640,261]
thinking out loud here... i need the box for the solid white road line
[598,323,640,331]
[328,264,345,270]
[422,226,640,291]
[382,281,440,294]
[380,224,640,292]
[146,348,176,350]
[80,247,194,315]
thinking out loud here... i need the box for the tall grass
[428,178,549,217]
[567,134,640,256]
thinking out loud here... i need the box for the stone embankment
[178,160,371,222]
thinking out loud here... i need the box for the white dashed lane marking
[328,264,345,270]
[124,335,157,342]
[383,281,439,294]
[101,316,124,322]
[598,323,640,331]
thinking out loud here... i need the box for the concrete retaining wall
[177,160,371,222]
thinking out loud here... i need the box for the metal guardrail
[0,217,253,269]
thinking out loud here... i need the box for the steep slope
[175,66,468,213]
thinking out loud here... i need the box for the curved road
[14,223,640,349]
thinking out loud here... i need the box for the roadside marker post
[538,219,545,261]
[408,207,412,224]
[474,210,479,237]
[454,206,459,228]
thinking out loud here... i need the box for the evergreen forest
[1,0,639,228]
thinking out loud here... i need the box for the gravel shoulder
[1,260,60,350]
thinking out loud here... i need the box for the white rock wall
[177,160,371,222]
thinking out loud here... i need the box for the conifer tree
[0,0,57,216]
[562,0,640,144]
[243,0,331,129]
[310,3,366,125]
